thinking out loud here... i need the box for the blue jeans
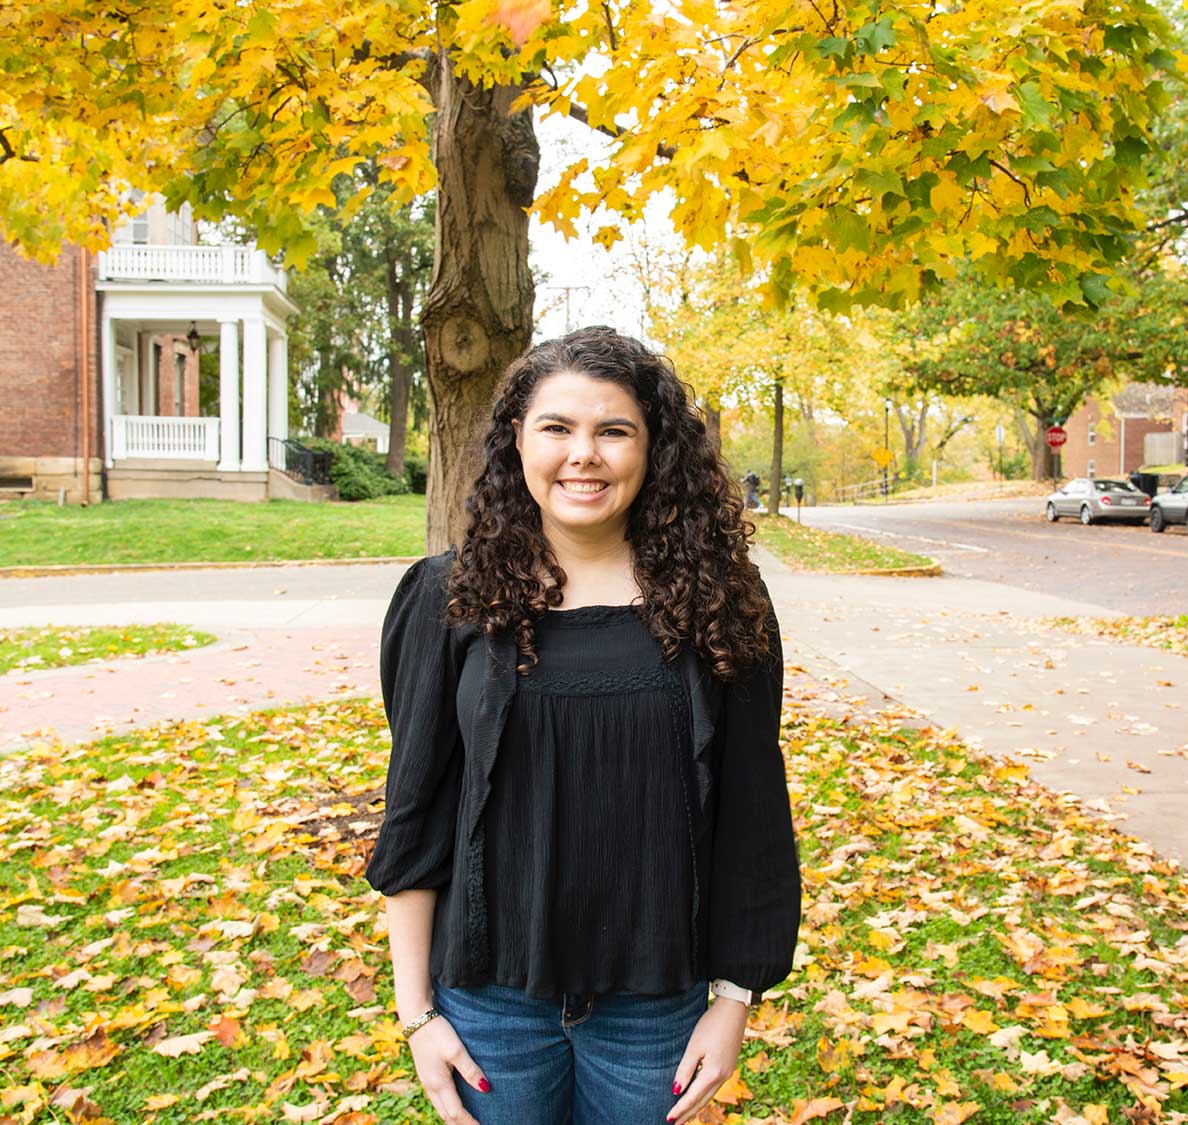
[431,976,709,1124]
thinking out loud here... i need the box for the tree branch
[0,127,39,164]
[564,101,676,161]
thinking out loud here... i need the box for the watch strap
[710,978,756,1004]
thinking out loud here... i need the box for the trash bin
[1129,471,1159,498]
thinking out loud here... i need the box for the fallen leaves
[1043,613,1188,657]
[1,690,1187,1125]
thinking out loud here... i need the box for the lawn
[0,625,216,676]
[0,501,934,578]
[752,512,936,573]
[0,497,426,568]
[0,693,1183,1123]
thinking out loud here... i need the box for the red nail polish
[672,1081,682,1095]
[479,1077,491,1093]
[667,1117,675,1123]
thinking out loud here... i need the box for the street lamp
[186,322,201,353]
[883,397,892,501]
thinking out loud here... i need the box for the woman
[365,327,801,1125]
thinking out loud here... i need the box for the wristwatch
[710,978,756,1004]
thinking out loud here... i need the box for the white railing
[836,476,892,503]
[97,244,287,291]
[111,415,220,461]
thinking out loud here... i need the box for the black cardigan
[363,549,802,995]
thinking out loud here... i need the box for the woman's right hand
[407,1013,490,1125]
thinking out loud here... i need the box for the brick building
[1060,383,1188,480]
[0,196,309,504]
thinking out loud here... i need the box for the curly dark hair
[444,326,773,682]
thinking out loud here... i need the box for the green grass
[751,512,935,573]
[0,624,216,676]
[0,694,1183,1124]
[0,495,426,567]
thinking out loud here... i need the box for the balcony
[96,244,287,291]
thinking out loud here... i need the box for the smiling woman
[366,326,801,1125]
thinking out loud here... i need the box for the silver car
[1149,476,1188,533]
[1045,478,1151,525]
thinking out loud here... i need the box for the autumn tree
[648,248,905,506]
[1,0,1179,547]
[897,267,1188,479]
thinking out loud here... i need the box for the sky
[527,109,682,346]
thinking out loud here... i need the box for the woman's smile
[556,479,610,500]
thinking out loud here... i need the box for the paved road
[792,498,1188,615]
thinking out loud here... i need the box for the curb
[840,561,943,578]
[0,556,424,580]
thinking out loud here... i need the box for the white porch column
[100,307,116,468]
[241,317,268,472]
[217,319,240,471]
[268,332,288,451]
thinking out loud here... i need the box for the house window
[1087,459,1096,478]
[1087,421,1096,447]
[128,189,150,244]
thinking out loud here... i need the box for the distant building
[0,194,321,503]
[1061,383,1188,479]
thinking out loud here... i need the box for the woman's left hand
[666,997,749,1124]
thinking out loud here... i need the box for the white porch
[96,244,299,494]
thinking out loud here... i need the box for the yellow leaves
[488,0,553,46]
[788,1097,846,1123]
[929,175,966,218]
[712,1071,753,1105]
[26,1028,121,1078]
[929,1103,981,1125]
[960,1008,1000,1035]
[977,78,1021,116]
[816,1034,852,1074]
[592,225,622,250]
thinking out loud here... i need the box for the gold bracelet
[403,1007,441,1038]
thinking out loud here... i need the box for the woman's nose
[567,435,600,464]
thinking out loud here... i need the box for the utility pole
[544,285,591,333]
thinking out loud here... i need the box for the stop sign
[1045,425,1068,450]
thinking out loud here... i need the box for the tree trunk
[422,59,539,553]
[705,401,721,454]
[1015,407,1057,480]
[385,262,413,477]
[768,380,784,513]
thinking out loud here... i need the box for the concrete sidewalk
[753,545,1187,867]
[1,553,1184,864]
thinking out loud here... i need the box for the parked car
[1149,475,1188,532]
[1044,478,1151,525]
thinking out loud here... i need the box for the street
[793,497,1188,615]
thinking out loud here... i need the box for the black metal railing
[269,437,333,486]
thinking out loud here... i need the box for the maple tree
[0,0,1179,547]
[892,265,1188,479]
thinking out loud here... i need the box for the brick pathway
[0,625,379,754]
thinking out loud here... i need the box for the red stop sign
[1045,425,1068,449]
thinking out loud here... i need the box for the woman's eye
[542,425,628,436]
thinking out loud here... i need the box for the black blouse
[468,603,698,999]
[364,550,801,998]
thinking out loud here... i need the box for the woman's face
[512,370,649,542]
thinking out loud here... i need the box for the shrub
[403,454,427,494]
[304,438,409,502]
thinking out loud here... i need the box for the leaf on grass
[153,1030,214,1057]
